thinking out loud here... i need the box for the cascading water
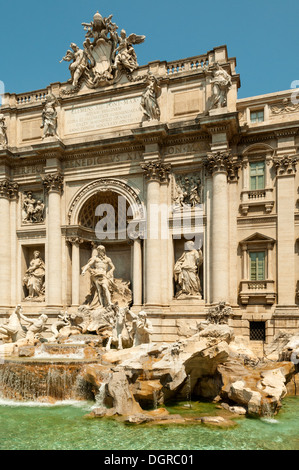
[0,359,94,403]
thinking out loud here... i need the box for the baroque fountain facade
[0,11,299,424]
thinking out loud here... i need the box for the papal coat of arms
[60,11,145,93]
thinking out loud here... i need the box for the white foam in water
[0,397,91,408]
[261,417,279,424]
[34,349,85,360]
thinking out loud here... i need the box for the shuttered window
[250,161,265,190]
[250,251,265,280]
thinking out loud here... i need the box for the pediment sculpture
[60,11,145,93]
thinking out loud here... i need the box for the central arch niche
[78,190,134,304]
[78,190,132,237]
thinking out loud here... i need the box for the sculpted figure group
[60,11,145,91]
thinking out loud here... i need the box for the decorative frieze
[274,155,298,176]
[141,160,171,183]
[0,179,19,199]
[42,173,64,194]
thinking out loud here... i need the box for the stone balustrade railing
[16,91,47,106]
[166,55,211,75]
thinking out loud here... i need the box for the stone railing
[239,279,275,305]
[166,54,211,76]
[248,190,267,199]
[16,91,47,106]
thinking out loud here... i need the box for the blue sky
[0,0,298,99]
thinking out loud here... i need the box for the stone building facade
[0,14,299,344]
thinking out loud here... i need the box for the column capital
[205,151,240,181]
[66,237,84,247]
[274,155,298,176]
[141,160,171,183]
[0,179,19,199]
[42,172,64,194]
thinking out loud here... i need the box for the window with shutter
[249,252,265,280]
[250,162,265,190]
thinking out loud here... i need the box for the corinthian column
[141,160,171,307]
[43,173,63,307]
[0,180,18,307]
[205,151,238,304]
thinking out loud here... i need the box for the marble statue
[60,11,145,92]
[0,305,26,342]
[60,43,89,88]
[106,304,133,350]
[174,241,203,298]
[23,314,48,342]
[23,251,45,301]
[81,245,132,311]
[174,174,201,208]
[141,75,161,121]
[112,29,145,73]
[82,245,115,308]
[209,63,232,109]
[0,114,8,147]
[22,192,44,223]
[207,301,232,325]
[130,310,153,347]
[41,94,58,139]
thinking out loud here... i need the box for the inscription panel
[64,97,143,134]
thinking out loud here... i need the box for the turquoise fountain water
[1,397,299,450]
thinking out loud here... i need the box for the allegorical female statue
[174,241,203,299]
[41,94,58,139]
[141,75,161,121]
[23,251,45,301]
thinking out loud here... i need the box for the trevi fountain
[0,10,299,451]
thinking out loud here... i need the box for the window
[250,110,264,123]
[250,321,266,341]
[250,161,265,190]
[250,251,265,281]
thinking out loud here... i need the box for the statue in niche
[41,94,58,139]
[208,63,232,109]
[141,75,161,122]
[174,174,201,208]
[207,301,232,325]
[22,192,45,223]
[60,11,145,92]
[174,241,203,299]
[0,114,8,147]
[23,251,45,301]
[82,245,115,308]
[81,244,132,310]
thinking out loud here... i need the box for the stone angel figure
[112,29,145,73]
[141,75,161,122]
[0,114,8,147]
[60,43,89,87]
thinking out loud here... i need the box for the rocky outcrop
[82,323,298,420]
